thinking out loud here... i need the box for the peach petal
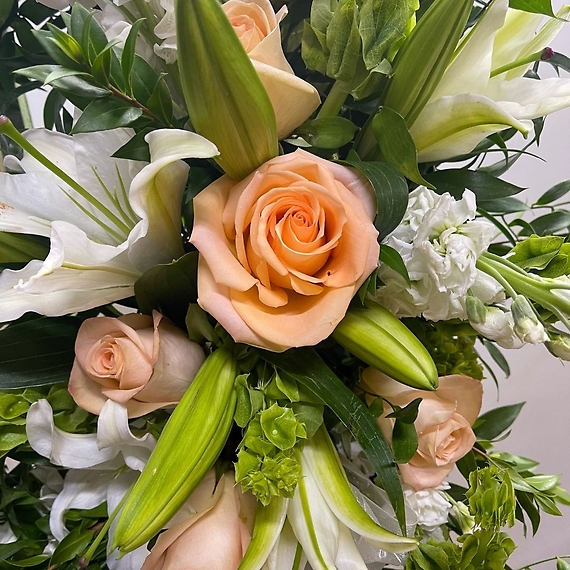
[435,375,483,425]
[68,361,111,415]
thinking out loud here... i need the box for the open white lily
[411,0,570,162]
[26,399,156,570]
[0,125,218,322]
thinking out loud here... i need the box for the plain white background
[22,2,570,567]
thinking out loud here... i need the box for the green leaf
[481,338,510,377]
[391,419,418,464]
[524,211,570,236]
[509,235,564,271]
[71,97,143,134]
[0,317,82,390]
[0,0,16,31]
[0,540,40,562]
[477,197,529,214]
[50,527,93,566]
[7,554,52,567]
[516,490,541,535]
[45,24,85,65]
[424,169,525,201]
[474,403,524,441]
[91,39,122,86]
[372,107,434,188]
[557,558,570,570]
[509,0,554,16]
[386,397,422,424]
[112,128,152,162]
[536,180,570,205]
[0,233,48,264]
[379,244,410,285]
[293,117,358,149]
[326,0,361,83]
[146,75,174,126]
[134,252,198,328]
[259,347,406,532]
[340,159,409,241]
[121,18,146,96]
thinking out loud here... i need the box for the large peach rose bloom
[190,149,379,352]
[141,471,256,570]
[361,369,483,490]
[223,0,320,138]
[69,311,204,418]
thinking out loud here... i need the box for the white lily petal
[127,129,219,271]
[261,520,303,570]
[0,523,17,544]
[492,8,544,74]
[288,463,340,570]
[50,469,115,540]
[495,77,570,119]
[107,542,151,570]
[26,400,127,469]
[335,524,368,570]
[413,93,530,163]
[302,428,417,554]
[97,400,155,472]
[504,6,570,80]
[433,0,508,100]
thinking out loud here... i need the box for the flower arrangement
[1,0,570,568]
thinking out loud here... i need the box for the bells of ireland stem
[332,301,438,390]
[111,348,238,553]
[175,0,279,180]
[382,0,472,126]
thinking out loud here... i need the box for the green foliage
[290,116,359,149]
[385,398,421,463]
[474,403,525,442]
[302,0,416,95]
[509,235,570,277]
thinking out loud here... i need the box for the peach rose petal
[433,374,484,425]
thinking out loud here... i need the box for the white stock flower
[411,0,570,162]
[469,306,524,349]
[403,485,452,533]
[376,187,502,321]
[0,128,217,322]
[26,399,155,570]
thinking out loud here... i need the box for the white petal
[495,77,570,120]
[262,520,303,570]
[26,400,127,469]
[50,469,114,540]
[412,93,529,162]
[0,523,17,544]
[335,524,368,570]
[97,400,155,472]
[127,129,219,271]
[432,0,508,100]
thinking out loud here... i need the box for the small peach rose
[190,149,379,352]
[141,471,256,570]
[223,0,320,138]
[68,311,204,418]
[361,369,483,491]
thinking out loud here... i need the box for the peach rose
[223,0,320,138]
[361,369,483,491]
[141,471,256,570]
[68,311,205,418]
[190,149,379,352]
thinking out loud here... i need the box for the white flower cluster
[376,186,503,321]
[403,484,452,532]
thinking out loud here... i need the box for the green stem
[516,555,570,569]
[490,48,551,78]
[0,116,132,238]
[17,92,34,130]
[317,81,349,119]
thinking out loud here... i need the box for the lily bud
[112,348,238,553]
[511,295,549,345]
[175,0,279,180]
[466,295,487,325]
[383,0,472,126]
[332,301,438,390]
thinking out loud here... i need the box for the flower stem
[317,81,348,119]
[515,555,570,569]
[490,48,554,78]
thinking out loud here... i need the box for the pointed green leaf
[379,244,411,285]
[474,403,525,441]
[0,233,49,264]
[509,0,554,16]
[391,419,418,464]
[71,97,143,133]
[49,527,93,566]
[536,180,570,205]
[121,18,146,96]
[293,117,358,149]
[372,107,434,188]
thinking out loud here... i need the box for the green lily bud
[332,301,438,390]
[383,0,472,126]
[112,348,238,553]
[175,0,278,180]
[466,294,488,325]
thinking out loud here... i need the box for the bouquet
[1,0,570,568]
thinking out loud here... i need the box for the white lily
[241,427,417,570]
[0,126,218,322]
[411,0,570,162]
[26,398,156,570]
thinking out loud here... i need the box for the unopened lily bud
[112,348,238,553]
[332,301,438,390]
[175,0,278,179]
[511,296,549,345]
[546,333,570,361]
